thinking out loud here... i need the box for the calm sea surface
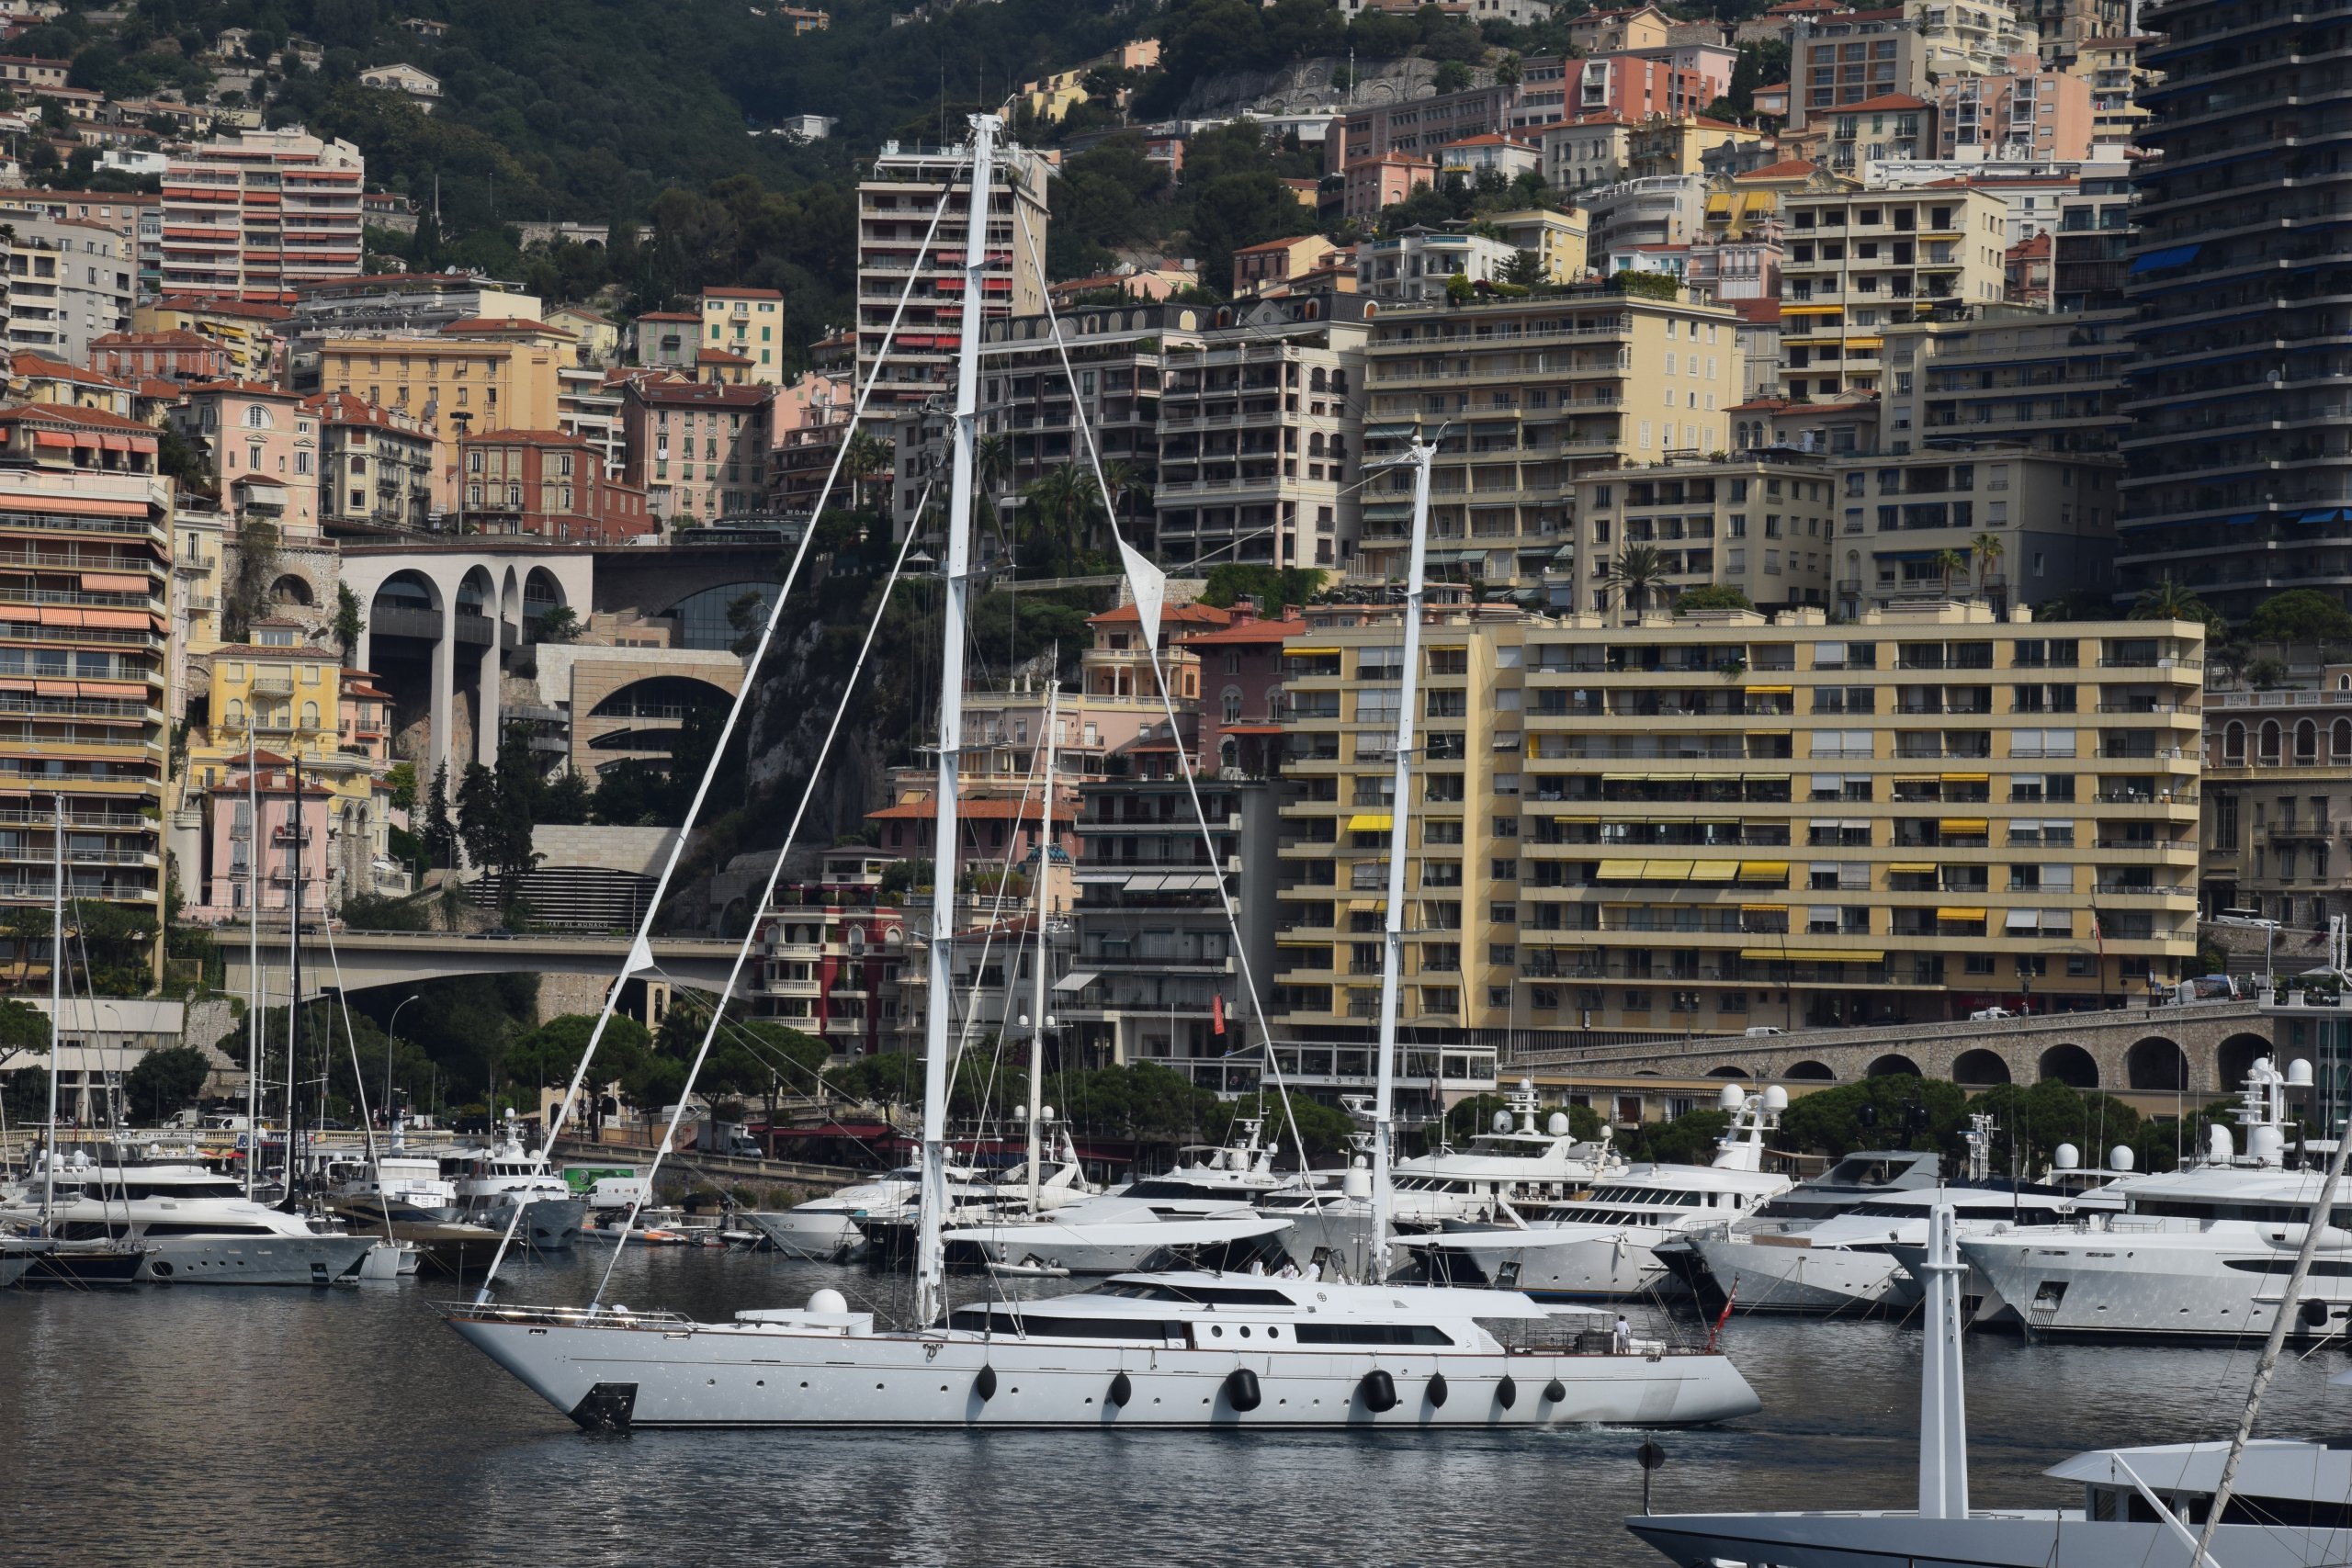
[7,1247,2349,1567]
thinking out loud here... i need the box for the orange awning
[38,606,83,626]
[80,609,150,629]
[81,573,147,593]
[35,680,75,696]
[0,491,148,519]
[30,432,74,449]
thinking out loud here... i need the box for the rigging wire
[471,149,974,1303]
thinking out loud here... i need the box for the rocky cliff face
[1178,55,1454,118]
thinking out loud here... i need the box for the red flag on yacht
[1212,992,1226,1034]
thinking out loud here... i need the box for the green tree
[1606,543,1670,618]
[1969,530,2006,597]
[842,429,891,521]
[1199,562,1324,610]
[1444,270,1475,305]
[1932,547,1966,597]
[1499,247,1545,288]
[1018,463,1099,576]
[2247,588,2352,644]
[1432,59,1473,92]
[221,519,282,644]
[533,605,582,642]
[2132,575,2211,624]
[422,761,458,869]
[505,1012,654,1109]
[124,1043,210,1121]
[334,582,364,653]
[1635,1106,1731,1165]
[1775,1075,1972,1156]
[386,761,417,815]
[1674,583,1755,613]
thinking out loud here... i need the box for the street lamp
[387,994,420,1133]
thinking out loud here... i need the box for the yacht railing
[431,1301,695,1327]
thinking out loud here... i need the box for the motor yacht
[6,1145,372,1286]
[1959,1057,2345,1339]
[1403,1085,1794,1299]
[941,1192,1295,1275]
[1655,1145,1941,1301]
[322,1126,461,1227]
[441,1117,587,1251]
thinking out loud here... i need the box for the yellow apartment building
[1271,600,2203,1042]
[1356,284,1743,588]
[1780,184,2010,401]
[311,320,566,510]
[1485,208,1590,283]
[135,298,282,380]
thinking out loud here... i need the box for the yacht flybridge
[439,114,1761,1434]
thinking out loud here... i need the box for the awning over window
[2130,242,2201,273]
[1346,813,1394,833]
[1050,971,1099,992]
[1887,862,1936,874]
[1937,907,1987,922]
[1743,948,1883,964]
[1738,861,1789,879]
[1939,818,1988,835]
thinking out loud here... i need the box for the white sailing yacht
[440,113,1760,1431]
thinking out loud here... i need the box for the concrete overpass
[220,928,748,1000]
[1507,999,2280,1101]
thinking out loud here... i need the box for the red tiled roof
[702,287,784,299]
[1725,297,1783,325]
[1836,92,1927,111]
[866,796,1069,822]
[1087,602,1232,629]
[11,352,128,388]
[92,329,212,350]
[185,378,300,399]
[636,310,699,322]
[696,347,752,364]
[1233,235,1324,255]
[441,316,574,337]
[1180,613,1308,647]
[0,401,158,434]
[151,294,292,321]
[1738,158,1826,179]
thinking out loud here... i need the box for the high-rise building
[1877,304,2132,456]
[2112,0,2338,618]
[854,141,1050,408]
[1356,284,1741,588]
[0,413,174,985]
[159,127,365,302]
[1271,599,2201,1040]
[1778,186,2010,401]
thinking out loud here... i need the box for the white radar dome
[1493,1110,1514,1134]
[2290,1058,2315,1087]
[1719,1083,1747,1111]
[2109,1145,2135,1172]
[1547,1111,1570,1136]
[1763,1086,1789,1112]
[2210,1125,2236,1163]
[807,1289,848,1314]
[2052,1143,2081,1170]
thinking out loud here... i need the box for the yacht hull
[1960,1231,2352,1339]
[1420,1227,1688,1300]
[741,1207,865,1260]
[0,1239,145,1287]
[141,1233,375,1286]
[462,1197,588,1253]
[1686,1232,1907,1316]
[446,1313,1761,1430]
[1627,1509,2351,1568]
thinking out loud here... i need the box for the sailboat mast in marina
[438,115,1759,1431]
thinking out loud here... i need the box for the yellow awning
[1937,907,1988,922]
[1887,862,1936,874]
[1781,303,1842,315]
[1940,773,1990,784]
[1738,861,1790,879]
[1939,818,1988,835]
[1744,948,1884,964]
[1845,335,1884,348]
[1597,859,1646,879]
[1739,903,1785,914]
[1286,647,1342,657]
[1347,898,1383,911]
[1277,940,1329,950]
[1551,814,1600,823]
[1745,728,1792,737]
[1346,813,1393,833]
[1746,684,1794,694]
[1640,859,1698,878]
[1686,860,1739,882]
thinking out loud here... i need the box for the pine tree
[423,761,458,869]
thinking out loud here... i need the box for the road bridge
[220,928,749,1000]
[1506,999,2280,1097]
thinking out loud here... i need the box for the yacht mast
[41,794,61,1221]
[914,110,1001,1332]
[1368,438,1437,1282]
[1026,679,1057,1212]
[244,718,260,1200]
[282,759,302,1210]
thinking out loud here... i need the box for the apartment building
[1779,185,2010,400]
[2073,35,2149,149]
[2199,677,2352,932]
[159,127,365,301]
[2050,168,2131,312]
[1910,0,2041,78]
[458,428,654,542]
[1544,115,1634,193]
[1569,453,1841,614]
[136,295,288,381]
[1581,175,1710,254]
[618,378,775,525]
[1154,295,1368,572]
[1355,228,1516,304]
[308,320,569,510]
[169,381,319,536]
[1272,601,2201,1041]
[1829,444,2121,615]
[854,141,1050,408]
[698,287,785,386]
[1876,303,2132,456]
[1627,116,1769,179]
[1930,65,2093,162]
[304,390,434,535]
[1571,53,1721,121]
[1356,284,1740,587]
[290,271,541,336]
[978,303,1171,520]
[2109,0,2333,617]
[1823,93,1937,174]
[4,215,134,367]
[1342,152,1439,220]
[1487,209,1589,282]
[749,862,911,1053]
[1788,10,1931,129]
[0,432,174,983]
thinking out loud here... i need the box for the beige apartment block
[1876,304,2132,457]
[1829,444,2121,616]
[1271,601,2202,1042]
[1356,285,1742,588]
[1569,453,1841,615]
[1779,186,2009,401]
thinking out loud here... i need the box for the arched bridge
[1510,1000,2284,1097]
[219,929,748,999]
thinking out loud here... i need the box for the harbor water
[9,1249,2351,1567]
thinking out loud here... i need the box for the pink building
[1177,600,1305,776]
[770,371,848,443]
[194,750,334,919]
[169,381,319,535]
[1574,52,1719,120]
[1932,64,2094,163]
[1344,152,1438,220]
[91,330,231,384]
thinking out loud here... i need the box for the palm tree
[1607,544,1669,621]
[1969,531,2005,598]
[1932,547,1966,598]
[1494,51,1523,87]
[1020,464,1095,577]
[1097,458,1152,552]
[973,433,1012,504]
[2133,574,2207,623]
[842,430,890,517]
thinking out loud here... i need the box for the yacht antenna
[244,715,260,1199]
[1025,679,1057,1213]
[1367,435,1436,1283]
[40,794,61,1223]
[914,109,1001,1333]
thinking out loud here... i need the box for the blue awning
[2131,243,2202,274]
[1876,548,1945,562]
[2299,509,2346,525]
[2227,512,2261,525]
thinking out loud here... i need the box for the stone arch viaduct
[1514,1000,2289,1097]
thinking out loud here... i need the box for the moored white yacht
[6,1145,372,1286]
[1402,1084,1794,1299]
[1654,1145,1941,1301]
[437,113,1763,1438]
[441,1117,587,1251]
[1959,1056,2344,1340]
[324,1122,461,1226]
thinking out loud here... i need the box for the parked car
[2214,908,2281,930]
[1969,1006,2015,1021]
[1743,1025,1784,1037]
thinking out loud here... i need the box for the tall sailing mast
[243,716,260,1199]
[40,795,62,1224]
[281,759,303,1210]
[1367,439,1437,1284]
[1025,680,1057,1211]
[912,110,1001,1333]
